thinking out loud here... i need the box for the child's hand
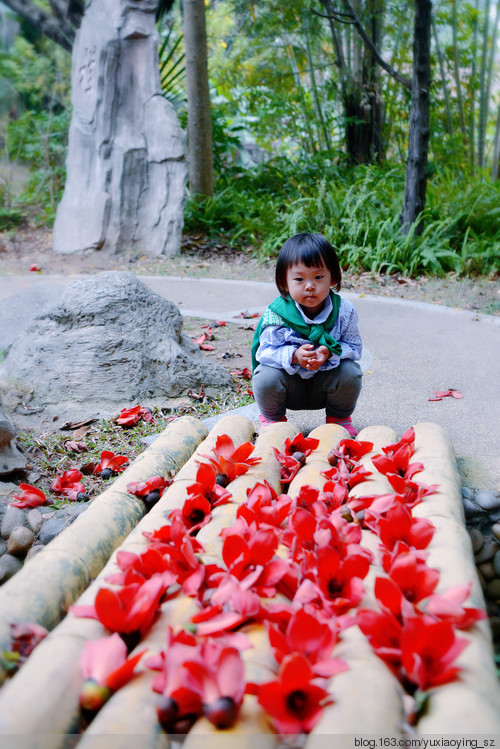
[292,344,330,371]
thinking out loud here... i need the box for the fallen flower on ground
[116,405,153,426]
[428,388,463,401]
[9,622,48,662]
[50,469,86,500]
[94,450,129,477]
[10,484,50,509]
[127,475,172,509]
[80,633,145,712]
[255,652,333,735]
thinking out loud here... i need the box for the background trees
[1,0,499,276]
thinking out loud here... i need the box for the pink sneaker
[326,416,358,437]
[259,414,288,428]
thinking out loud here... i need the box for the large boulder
[52,0,186,257]
[0,272,232,410]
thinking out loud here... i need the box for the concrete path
[0,273,499,489]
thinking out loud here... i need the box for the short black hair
[275,232,342,297]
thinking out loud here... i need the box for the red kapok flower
[9,622,48,660]
[10,484,50,509]
[283,433,319,458]
[198,641,246,728]
[256,653,333,735]
[79,633,145,712]
[94,450,129,477]
[186,462,232,508]
[169,495,212,535]
[201,434,261,486]
[87,576,165,640]
[401,616,469,691]
[116,405,154,426]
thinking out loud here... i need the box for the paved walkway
[0,273,499,489]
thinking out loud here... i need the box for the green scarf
[251,291,342,371]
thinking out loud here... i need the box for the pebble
[493,523,500,542]
[462,487,475,501]
[26,544,45,559]
[489,616,500,642]
[0,553,23,583]
[478,562,496,582]
[468,528,484,553]
[463,498,479,519]
[485,579,500,601]
[1,506,26,539]
[27,508,43,534]
[475,490,500,511]
[474,538,498,564]
[7,526,35,557]
[0,539,6,556]
[38,517,67,546]
[493,549,500,577]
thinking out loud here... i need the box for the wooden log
[287,423,348,496]
[308,426,406,739]
[0,415,208,684]
[0,415,255,740]
[409,422,500,733]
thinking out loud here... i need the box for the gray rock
[475,490,500,511]
[7,526,34,557]
[485,579,500,601]
[0,409,26,476]
[478,562,495,582]
[462,486,475,500]
[475,538,499,564]
[1,505,27,539]
[27,508,43,534]
[52,0,186,258]
[493,523,500,542]
[494,549,500,577]
[0,539,7,556]
[468,528,484,554]
[26,544,45,559]
[0,273,233,409]
[0,553,23,584]
[462,498,480,519]
[38,517,66,546]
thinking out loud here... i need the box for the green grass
[184,159,500,278]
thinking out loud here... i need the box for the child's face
[285,261,332,317]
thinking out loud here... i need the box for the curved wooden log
[410,422,500,733]
[0,415,254,741]
[0,415,208,684]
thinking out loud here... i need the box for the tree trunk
[401,0,432,234]
[182,0,214,197]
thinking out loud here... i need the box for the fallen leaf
[61,417,97,431]
[72,425,92,439]
[64,440,88,453]
[187,386,205,401]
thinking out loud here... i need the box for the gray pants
[252,359,362,422]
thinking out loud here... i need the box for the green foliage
[184,158,500,277]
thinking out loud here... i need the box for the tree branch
[2,0,76,50]
[314,0,412,90]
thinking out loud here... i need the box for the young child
[251,232,362,436]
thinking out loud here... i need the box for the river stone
[485,579,500,600]
[0,273,233,409]
[475,538,499,564]
[26,543,45,560]
[468,528,484,554]
[7,526,34,556]
[0,539,7,556]
[493,523,500,542]
[0,553,23,583]
[494,549,500,577]
[1,506,27,539]
[475,490,500,511]
[478,562,495,582]
[52,0,186,257]
[27,508,43,534]
[38,517,66,545]
[0,409,26,476]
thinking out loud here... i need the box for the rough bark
[182,0,214,197]
[401,0,432,234]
